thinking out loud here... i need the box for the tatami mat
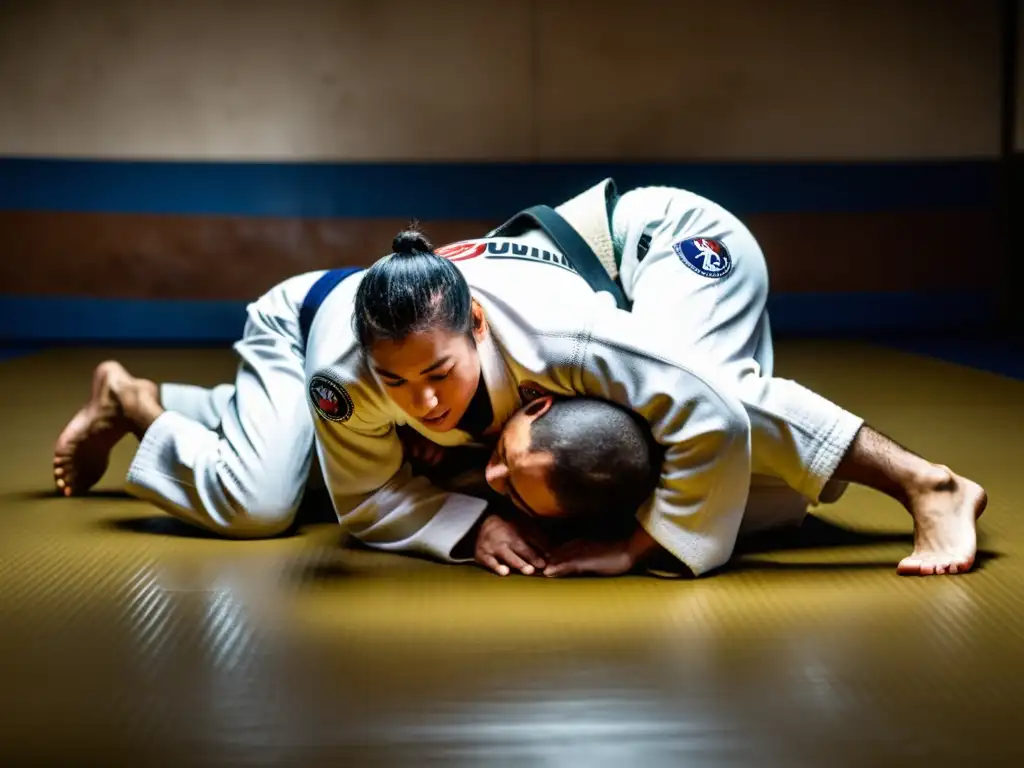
[1,341,1021,766]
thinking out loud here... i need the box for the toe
[898,554,942,576]
[897,556,923,575]
[899,553,976,576]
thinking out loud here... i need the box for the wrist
[626,525,662,565]
[452,511,491,559]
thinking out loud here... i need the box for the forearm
[627,525,664,565]
[451,512,489,560]
[329,468,489,562]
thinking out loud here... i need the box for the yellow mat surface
[1,342,1021,765]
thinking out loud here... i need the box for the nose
[413,386,439,416]
[484,459,509,494]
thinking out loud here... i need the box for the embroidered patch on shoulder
[309,373,354,422]
[435,241,487,262]
[672,237,734,279]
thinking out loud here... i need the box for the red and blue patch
[435,239,578,274]
[672,237,734,279]
[308,373,354,423]
[435,241,487,262]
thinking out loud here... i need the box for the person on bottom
[472,393,985,578]
[336,219,984,579]
[481,178,987,577]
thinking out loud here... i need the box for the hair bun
[392,229,433,256]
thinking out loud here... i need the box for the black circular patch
[309,374,354,423]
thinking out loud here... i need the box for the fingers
[511,540,547,571]
[546,539,586,563]
[543,558,582,578]
[497,545,537,576]
[542,540,599,578]
[478,553,511,577]
[427,444,445,466]
[399,430,445,466]
[477,545,545,577]
[517,526,553,559]
[541,546,581,578]
[474,515,556,576]
[421,446,445,467]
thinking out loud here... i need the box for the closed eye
[497,443,540,517]
[378,364,451,387]
[428,365,454,382]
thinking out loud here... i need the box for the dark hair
[353,227,474,349]
[529,398,661,521]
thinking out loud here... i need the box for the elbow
[702,390,750,453]
[721,399,750,448]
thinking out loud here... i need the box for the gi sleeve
[555,310,753,576]
[307,372,489,563]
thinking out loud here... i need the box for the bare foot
[898,465,987,576]
[52,361,135,496]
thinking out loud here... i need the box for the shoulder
[306,359,394,429]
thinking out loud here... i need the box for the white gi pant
[612,187,863,534]
[124,271,324,537]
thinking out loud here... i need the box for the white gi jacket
[304,228,753,576]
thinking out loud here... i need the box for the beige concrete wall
[0,0,535,160]
[0,0,1003,160]
[536,0,1000,160]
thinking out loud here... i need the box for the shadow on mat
[8,488,135,501]
[298,516,1003,584]
[637,515,1000,577]
[96,487,339,540]
[102,516,228,539]
[722,515,1000,574]
[90,500,1002,576]
[724,550,1000,574]
[298,532,455,583]
[733,515,913,555]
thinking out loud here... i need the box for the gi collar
[457,328,518,440]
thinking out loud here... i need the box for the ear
[470,298,488,343]
[523,395,554,421]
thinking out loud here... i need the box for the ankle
[908,463,955,500]
[116,378,148,420]
[120,379,163,437]
[135,378,160,405]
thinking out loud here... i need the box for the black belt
[492,204,630,311]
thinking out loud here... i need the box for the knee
[231,503,298,539]
[212,465,304,539]
[232,486,302,538]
